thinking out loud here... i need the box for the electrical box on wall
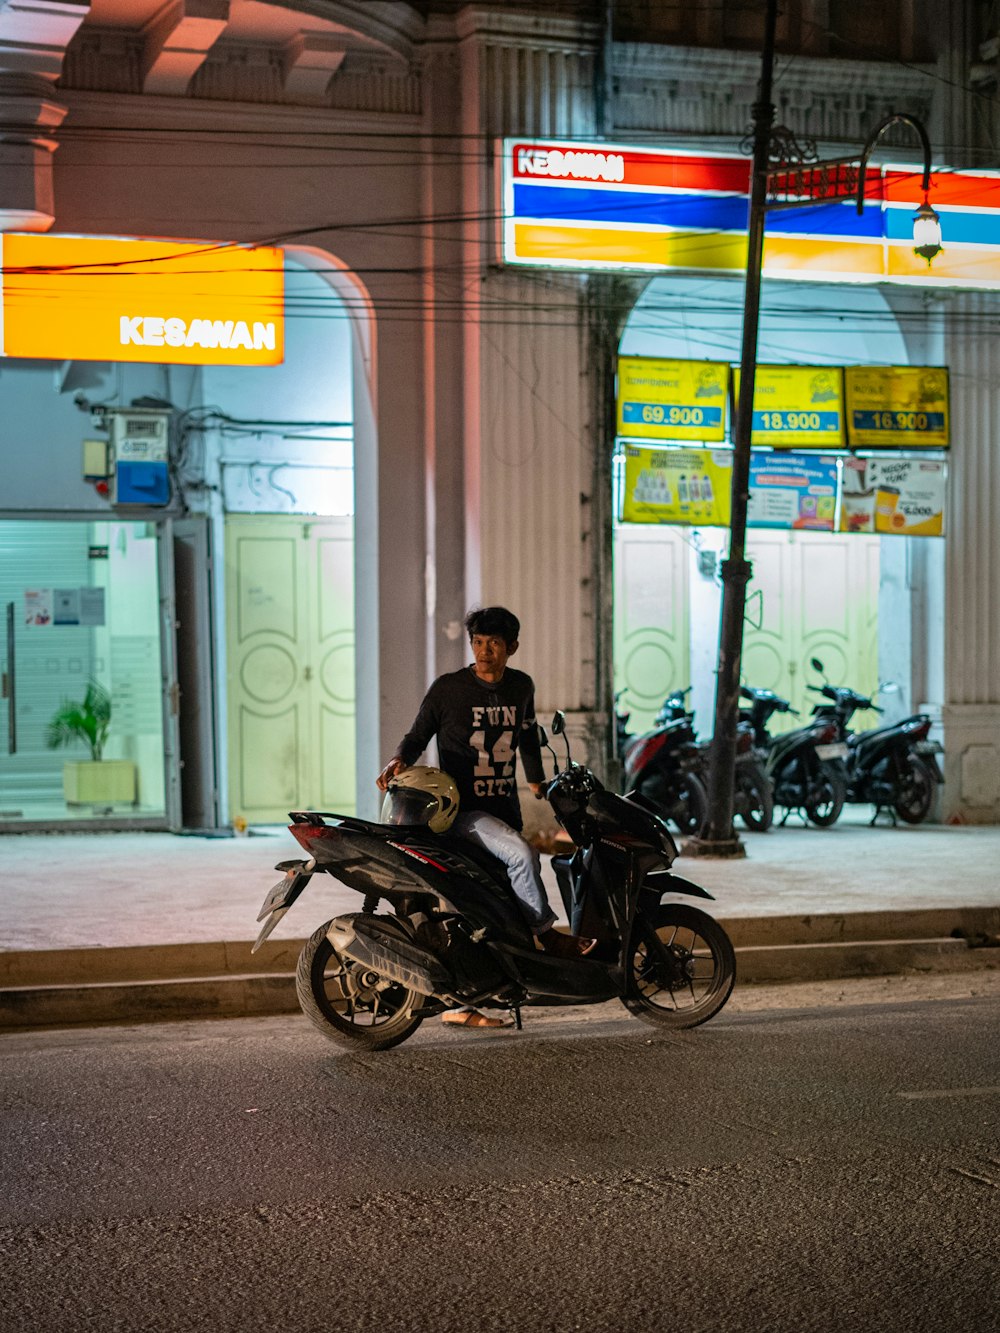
[109,410,171,505]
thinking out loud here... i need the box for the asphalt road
[3,984,1000,1333]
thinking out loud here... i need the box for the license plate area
[816,742,848,760]
[915,740,943,755]
[256,866,311,922]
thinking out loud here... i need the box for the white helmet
[380,766,459,833]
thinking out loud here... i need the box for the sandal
[441,1009,508,1028]
[538,928,598,959]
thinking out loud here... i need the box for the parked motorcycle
[656,688,774,833]
[806,658,944,825]
[739,684,848,827]
[615,691,709,834]
[254,712,736,1051]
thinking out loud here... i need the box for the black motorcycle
[806,658,944,825]
[656,688,774,834]
[739,684,847,827]
[616,691,709,835]
[254,712,736,1051]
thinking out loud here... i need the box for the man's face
[471,633,516,681]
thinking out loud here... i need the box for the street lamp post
[690,0,942,855]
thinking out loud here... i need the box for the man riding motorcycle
[376,606,596,1028]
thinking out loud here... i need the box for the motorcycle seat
[289,810,411,839]
[437,830,514,890]
[848,721,913,747]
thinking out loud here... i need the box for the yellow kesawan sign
[0,233,284,366]
[617,357,728,442]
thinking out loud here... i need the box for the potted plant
[46,680,137,805]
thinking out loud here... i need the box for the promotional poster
[622,445,732,525]
[840,458,946,536]
[748,454,839,530]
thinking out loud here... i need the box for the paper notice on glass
[53,589,81,625]
[24,589,53,626]
[78,587,106,626]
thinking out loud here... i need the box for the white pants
[452,810,557,934]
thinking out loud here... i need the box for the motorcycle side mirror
[536,726,549,747]
[551,711,566,736]
[810,657,825,674]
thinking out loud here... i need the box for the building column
[0,73,67,231]
[938,292,1000,821]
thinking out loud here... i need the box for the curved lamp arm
[855,112,932,214]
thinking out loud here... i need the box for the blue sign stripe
[621,402,723,426]
[512,183,884,238]
[884,206,1000,246]
[852,410,947,431]
[513,182,748,230]
[753,410,841,432]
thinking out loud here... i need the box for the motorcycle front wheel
[296,919,425,1051]
[621,904,736,1030]
[804,765,846,827]
[894,756,935,824]
[736,762,774,832]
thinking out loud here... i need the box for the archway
[614,275,923,740]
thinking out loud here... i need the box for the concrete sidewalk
[1,809,999,1029]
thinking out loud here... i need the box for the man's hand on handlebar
[529,782,546,800]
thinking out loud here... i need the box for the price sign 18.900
[736,365,846,449]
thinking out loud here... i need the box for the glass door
[0,519,168,827]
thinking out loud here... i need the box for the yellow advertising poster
[1,232,284,366]
[621,445,732,526]
[845,366,950,448]
[840,458,946,537]
[734,365,845,448]
[617,357,728,442]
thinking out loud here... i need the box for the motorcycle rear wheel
[296,919,425,1051]
[635,771,708,836]
[804,767,846,827]
[672,771,709,835]
[894,757,935,824]
[736,763,774,833]
[621,904,735,1029]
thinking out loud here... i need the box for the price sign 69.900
[617,356,729,442]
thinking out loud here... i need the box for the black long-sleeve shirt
[396,665,545,830]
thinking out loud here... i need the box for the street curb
[0,974,300,1030]
[1,909,998,1032]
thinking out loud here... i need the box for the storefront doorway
[224,514,355,824]
[0,518,171,828]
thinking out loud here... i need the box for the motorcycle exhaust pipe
[326,914,452,998]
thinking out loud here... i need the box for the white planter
[62,760,138,806]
